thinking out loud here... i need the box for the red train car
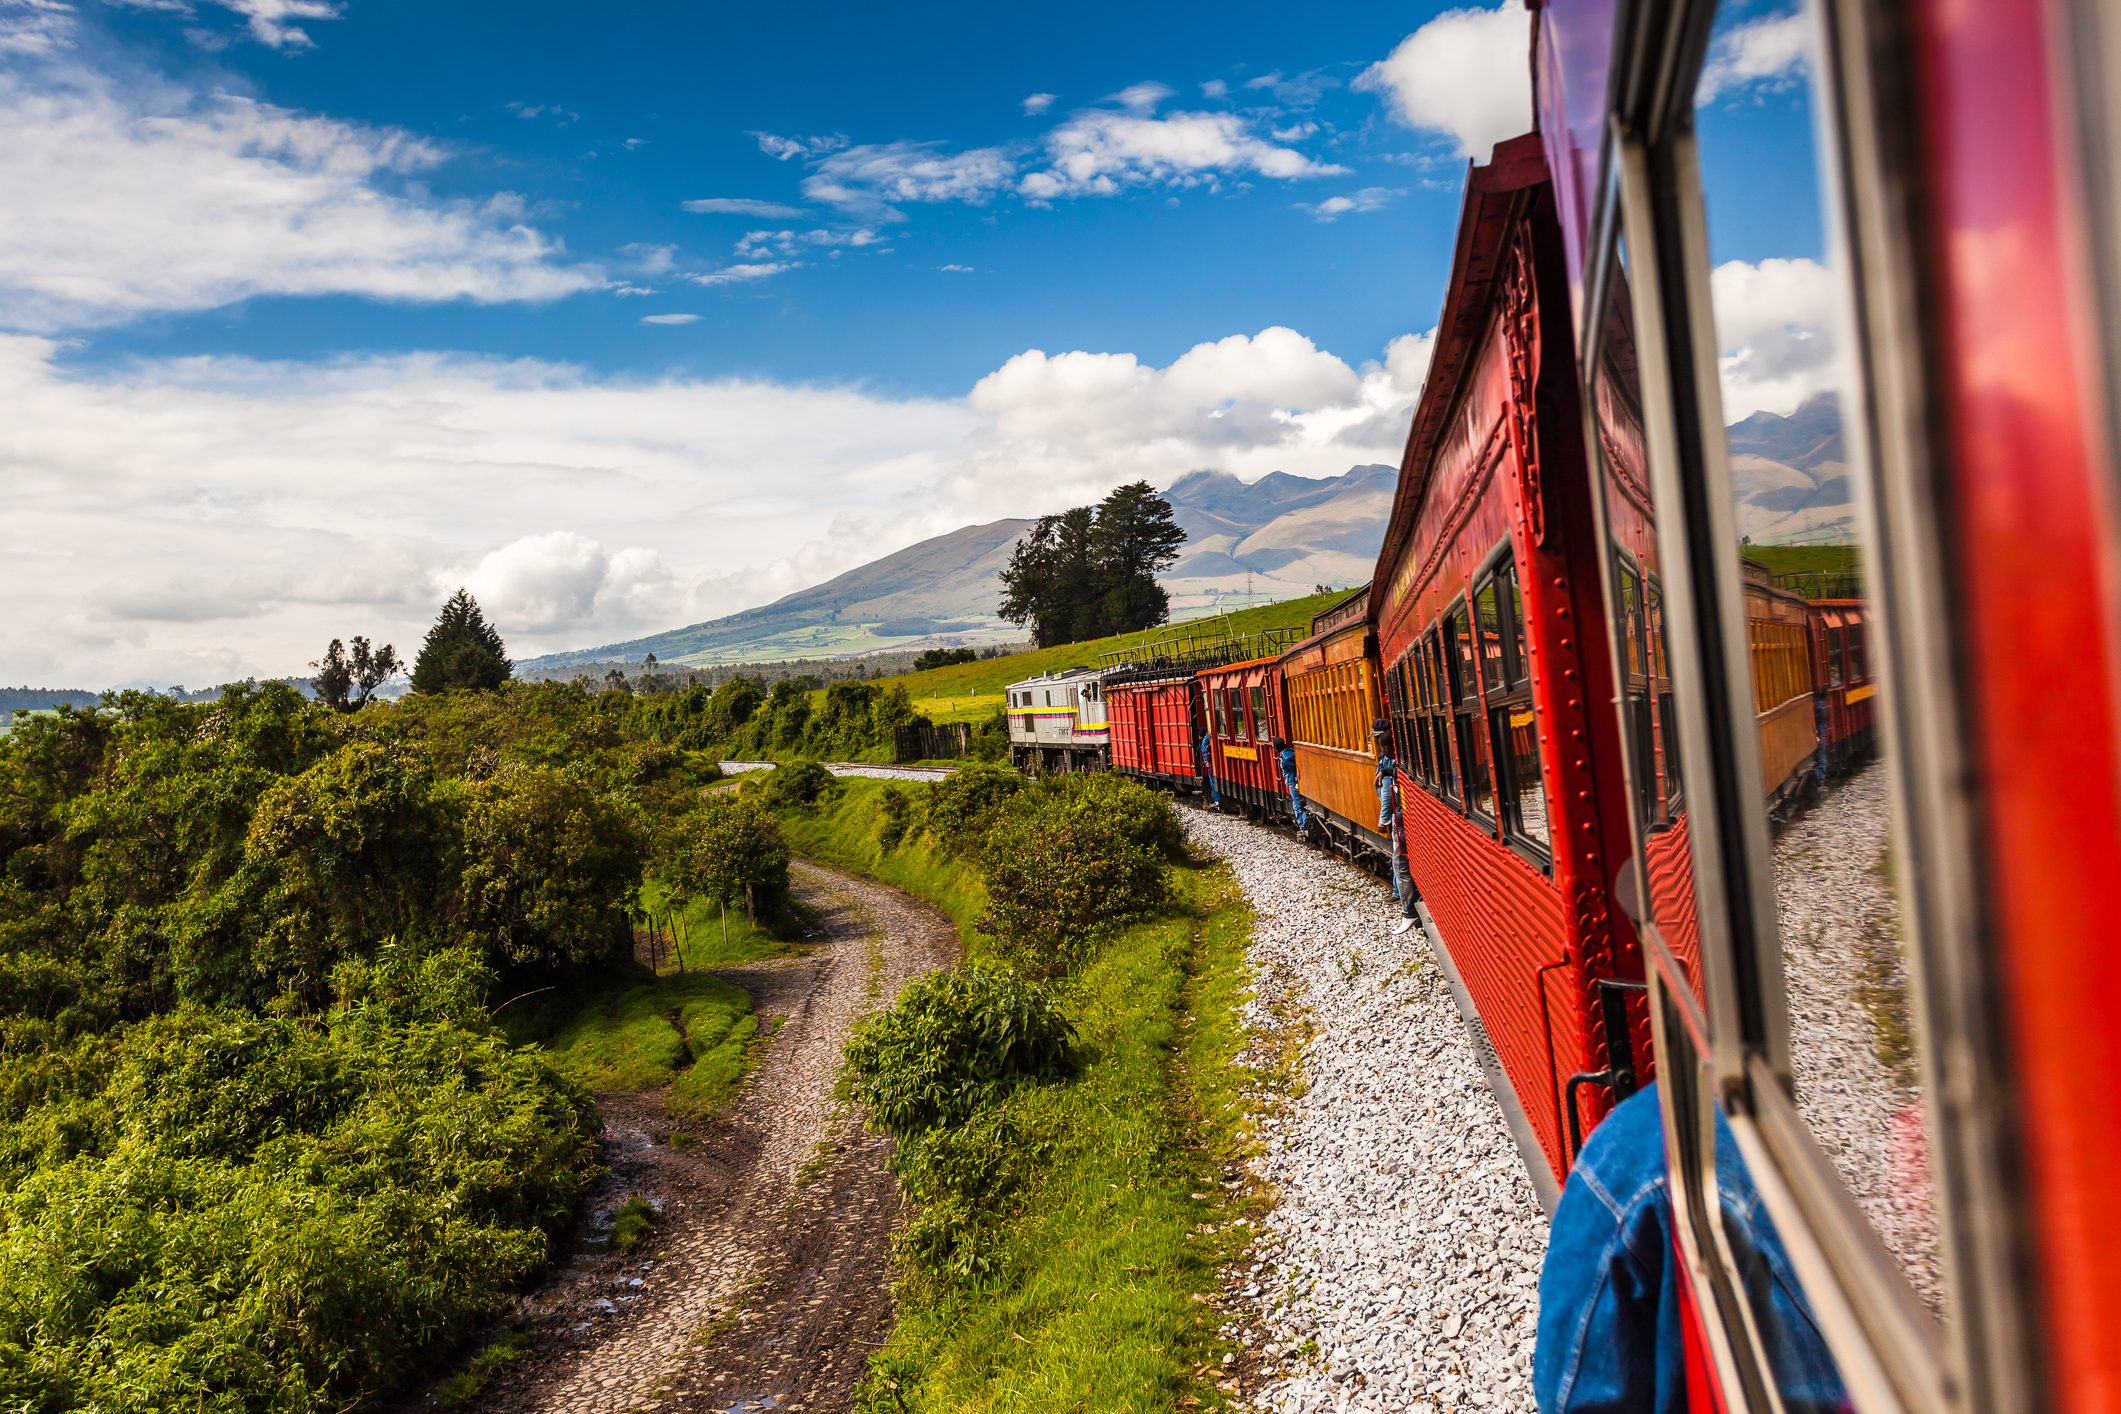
[1104,669,1204,791]
[1195,655,1288,818]
[1369,134,1639,1188]
[1527,0,2121,1399]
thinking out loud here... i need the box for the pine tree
[410,589,512,694]
[1090,481,1185,635]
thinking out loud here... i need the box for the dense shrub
[922,761,1021,857]
[757,758,836,810]
[665,794,790,921]
[0,1005,597,1411]
[453,763,648,968]
[979,780,1172,974]
[1028,771,1187,862]
[875,784,915,850]
[845,964,1077,1135]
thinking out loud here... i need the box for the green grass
[502,965,760,1121]
[854,591,1344,726]
[1741,542,1862,578]
[776,781,992,946]
[638,875,795,969]
[436,1330,531,1408]
[611,1196,658,1252]
[782,779,1264,1412]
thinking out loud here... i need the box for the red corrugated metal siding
[1644,816,1704,1006]
[1403,776,1580,1179]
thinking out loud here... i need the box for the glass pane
[1695,0,1943,1316]
[1591,234,1708,1005]
[1475,576,1506,692]
[1504,701,1550,850]
[1713,1107,1853,1412]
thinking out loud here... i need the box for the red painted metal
[1196,656,1287,813]
[1913,0,2121,1397]
[1370,134,1640,1184]
[1106,674,1201,785]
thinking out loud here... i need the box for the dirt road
[477,860,957,1414]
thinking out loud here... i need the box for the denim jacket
[1375,753,1398,827]
[1534,1084,1847,1414]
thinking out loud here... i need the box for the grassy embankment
[501,884,794,1124]
[860,590,1346,726]
[780,780,1265,1412]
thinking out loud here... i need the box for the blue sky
[0,0,1822,688]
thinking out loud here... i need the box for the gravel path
[1772,762,1943,1314]
[478,860,956,1414]
[1182,807,1547,1414]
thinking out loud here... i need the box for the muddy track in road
[472,860,957,1414]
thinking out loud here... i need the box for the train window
[1691,0,1946,1334]
[1424,628,1457,801]
[1474,576,1507,694]
[1210,688,1226,739]
[1846,620,1866,682]
[1487,555,1550,860]
[1250,685,1269,739]
[1446,603,1496,824]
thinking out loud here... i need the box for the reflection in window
[1481,555,1550,857]
[1695,0,1943,1317]
[1447,603,1496,822]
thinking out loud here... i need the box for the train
[995,0,2121,1402]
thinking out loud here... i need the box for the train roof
[1002,666,1102,693]
[1371,133,1550,621]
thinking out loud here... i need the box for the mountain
[521,464,1399,672]
[1724,393,1855,545]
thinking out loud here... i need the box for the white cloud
[733,226,879,259]
[1707,256,1842,419]
[640,312,697,325]
[504,100,579,124]
[1110,80,1173,113]
[801,139,1016,214]
[1022,91,1054,116]
[106,0,341,48]
[1697,10,1809,102]
[608,283,656,296]
[1019,101,1346,201]
[1,0,74,55]
[751,130,848,162]
[1,324,1433,685]
[1199,79,1228,100]
[1300,186,1399,221]
[938,263,973,273]
[0,66,600,330]
[1357,4,1532,158]
[683,261,798,287]
[680,196,808,217]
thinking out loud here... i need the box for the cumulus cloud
[751,130,848,162]
[682,261,799,287]
[1199,79,1228,100]
[1299,186,1399,222]
[640,312,697,324]
[733,226,879,259]
[1697,10,1810,101]
[1022,91,1054,116]
[938,263,973,273]
[1018,91,1346,201]
[801,139,1016,214]
[0,66,600,330]
[1707,256,1842,419]
[1357,4,1532,158]
[2,324,1433,686]
[680,196,808,217]
[105,0,341,48]
[0,0,74,55]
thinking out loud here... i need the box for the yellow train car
[1278,586,1387,855]
[1744,566,1819,809]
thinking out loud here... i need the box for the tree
[312,636,404,712]
[1089,481,1185,635]
[643,653,658,671]
[410,590,512,695]
[453,763,647,968]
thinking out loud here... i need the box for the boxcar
[1278,586,1387,857]
[1369,133,1640,1187]
[1104,667,1204,791]
[1003,669,1109,774]
[1196,655,1288,818]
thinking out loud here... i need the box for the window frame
[1478,546,1553,868]
[1445,598,1496,828]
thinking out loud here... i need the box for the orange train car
[1277,586,1387,858]
[1196,655,1287,818]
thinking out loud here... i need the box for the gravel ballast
[1183,806,1547,1414]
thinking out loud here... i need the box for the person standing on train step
[1374,721,1418,934]
[1198,729,1221,807]
[1274,737,1307,834]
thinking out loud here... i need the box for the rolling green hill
[870,590,1346,724]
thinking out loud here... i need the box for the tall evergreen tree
[1090,481,1185,635]
[998,517,1062,647]
[410,589,512,694]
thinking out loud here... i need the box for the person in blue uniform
[1198,729,1220,807]
[1373,721,1418,934]
[1274,737,1307,833]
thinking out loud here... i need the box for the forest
[0,678,791,1410]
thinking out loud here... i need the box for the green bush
[845,964,1076,1136]
[758,758,836,810]
[453,763,648,969]
[980,786,1170,975]
[923,761,1021,857]
[875,784,915,850]
[1029,772,1187,862]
